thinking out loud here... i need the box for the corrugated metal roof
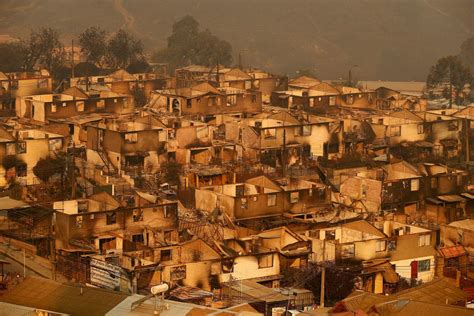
[438,245,466,258]
[1,276,128,315]
[461,193,474,200]
[0,197,30,210]
[449,219,474,231]
[437,195,466,203]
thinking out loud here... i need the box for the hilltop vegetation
[0,0,472,80]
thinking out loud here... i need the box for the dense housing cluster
[0,64,473,315]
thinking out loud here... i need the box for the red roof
[463,287,474,301]
[438,245,466,258]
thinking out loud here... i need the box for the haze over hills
[0,0,472,81]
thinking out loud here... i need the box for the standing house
[382,221,437,283]
[86,116,168,173]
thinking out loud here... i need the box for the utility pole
[282,128,287,177]
[285,288,292,314]
[320,239,326,307]
[23,248,26,278]
[465,118,470,163]
[70,144,77,199]
[449,65,453,109]
[216,60,220,86]
[320,266,325,307]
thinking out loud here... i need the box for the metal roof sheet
[437,195,466,203]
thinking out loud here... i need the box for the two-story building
[86,115,168,174]
[17,86,134,122]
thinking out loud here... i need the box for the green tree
[155,15,233,70]
[78,27,108,68]
[106,29,144,69]
[427,56,472,107]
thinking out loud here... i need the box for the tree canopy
[0,27,145,81]
[33,155,66,183]
[0,27,64,76]
[0,42,26,73]
[460,36,474,71]
[106,29,144,69]
[78,26,108,68]
[426,55,472,106]
[154,15,233,70]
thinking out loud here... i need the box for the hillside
[0,0,472,80]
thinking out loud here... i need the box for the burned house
[271,82,339,114]
[70,69,169,101]
[0,70,52,115]
[17,86,134,122]
[53,191,178,255]
[195,175,327,221]
[149,82,262,117]
[0,127,67,186]
[233,111,342,166]
[86,115,168,174]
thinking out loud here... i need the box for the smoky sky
[1,0,472,81]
